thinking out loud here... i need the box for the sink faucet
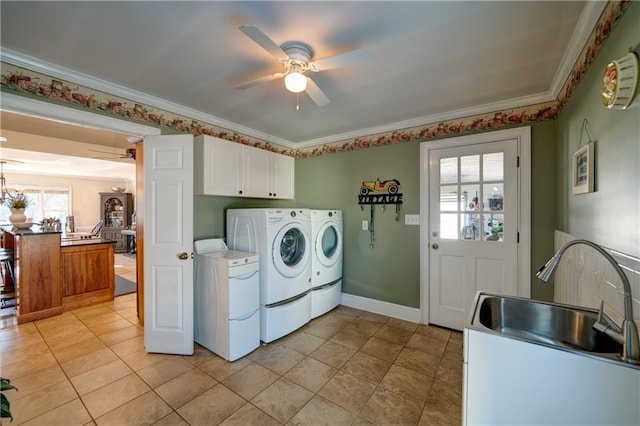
[536,239,640,365]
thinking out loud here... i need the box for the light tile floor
[1,267,463,425]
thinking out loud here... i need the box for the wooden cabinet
[61,242,115,310]
[100,192,133,253]
[4,231,63,324]
[194,135,295,199]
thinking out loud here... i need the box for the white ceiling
[0,146,135,181]
[0,1,596,148]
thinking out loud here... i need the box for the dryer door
[316,221,342,268]
[272,223,310,278]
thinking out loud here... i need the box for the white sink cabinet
[194,135,294,199]
[463,328,640,425]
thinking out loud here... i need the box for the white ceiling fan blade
[236,72,285,89]
[305,78,330,106]
[239,25,289,62]
[309,48,370,72]
[89,148,125,156]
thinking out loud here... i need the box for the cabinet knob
[238,190,243,195]
[269,193,272,196]
[273,193,276,197]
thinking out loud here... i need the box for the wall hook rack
[357,178,404,248]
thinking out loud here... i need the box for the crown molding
[548,1,607,99]
[294,91,554,149]
[0,48,294,149]
[0,92,161,136]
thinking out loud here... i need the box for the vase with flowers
[4,192,32,226]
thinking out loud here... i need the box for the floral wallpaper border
[0,0,630,159]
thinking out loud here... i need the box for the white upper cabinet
[242,144,271,197]
[194,135,295,199]
[270,151,295,199]
[194,135,242,196]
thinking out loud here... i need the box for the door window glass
[460,155,480,182]
[440,185,458,212]
[440,158,458,184]
[439,152,505,242]
[281,228,306,266]
[483,153,504,181]
[321,226,338,258]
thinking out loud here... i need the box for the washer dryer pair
[310,210,343,319]
[227,209,312,343]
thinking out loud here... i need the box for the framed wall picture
[572,142,594,194]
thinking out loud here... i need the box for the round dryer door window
[273,223,310,278]
[316,222,342,267]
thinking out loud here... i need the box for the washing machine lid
[222,250,259,265]
[194,238,227,254]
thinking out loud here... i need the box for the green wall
[297,142,421,307]
[194,195,293,241]
[295,123,557,307]
[555,3,639,258]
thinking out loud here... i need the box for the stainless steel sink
[470,293,622,354]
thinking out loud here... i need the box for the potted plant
[4,192,31,225]
[4,192,31,210]
[1,377,17,422]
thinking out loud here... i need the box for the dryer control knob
[316,271,320,275]
[291,211,296,217]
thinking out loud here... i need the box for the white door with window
[420,127,530,330]
[144,134,194,354]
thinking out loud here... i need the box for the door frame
[4,94,161,324]
[419,126,531,325]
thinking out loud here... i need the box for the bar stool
[0,248,15,308]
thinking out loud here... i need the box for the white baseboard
[340,293,421,323]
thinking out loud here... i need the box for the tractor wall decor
[358,178,403,249]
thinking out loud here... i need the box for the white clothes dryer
[310,210,343,318]
[227,208,312,343]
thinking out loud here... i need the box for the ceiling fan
[89,148,136,160]
[237,25,370,107]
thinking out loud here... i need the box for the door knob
[431,243,439,250]
[178,252,189,260]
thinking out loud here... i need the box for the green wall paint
[556,3,639,258]
[296,124,557,307]
[296,142,421,307]
[194,195,294,241]
[530,120,556,302]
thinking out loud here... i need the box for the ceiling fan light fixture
[284,72,307,93]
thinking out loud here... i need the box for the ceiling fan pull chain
[296,93,300,111]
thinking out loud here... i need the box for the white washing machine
[194,239,260,361]
[227,208,312,343]
[310,210,343,318]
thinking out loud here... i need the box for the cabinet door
[242,145,271,198]
[271,152,295,199]
[194,136,242,196]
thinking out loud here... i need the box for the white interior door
[428,140,519,330]
[144,134,194,354]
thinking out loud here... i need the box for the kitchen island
[2,225,116,323]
